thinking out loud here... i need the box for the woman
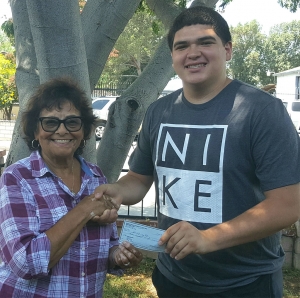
[0,77,142,297]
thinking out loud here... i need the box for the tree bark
[5,0,38,166]
[25,0,96,162]
[82,0,141,90]
[96,0,185,182]
[6,0,218,179]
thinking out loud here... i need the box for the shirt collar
[30,150,100,178]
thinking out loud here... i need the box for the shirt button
[81,247,85,251]
[81,272,85,277]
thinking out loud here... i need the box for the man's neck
[183,77,232,104]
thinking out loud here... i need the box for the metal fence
[118,143,157,221]
[92,82,130,97]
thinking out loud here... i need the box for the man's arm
[116,171,154,205]
[159,183,300,260]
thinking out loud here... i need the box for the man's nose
[187,44,201,59]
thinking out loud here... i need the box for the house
[275,66,300,101]
[274,66,300,133]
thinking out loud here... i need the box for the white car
[92,97,117,139]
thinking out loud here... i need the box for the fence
[92,82,131,98]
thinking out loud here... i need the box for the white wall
[276,74,296,101]
[0,120,15,141]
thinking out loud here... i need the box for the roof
[275,66,300,77]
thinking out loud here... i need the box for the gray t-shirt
[129,79,300,293]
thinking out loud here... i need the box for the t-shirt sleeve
[129,105,155,176]
[251,98,300,191]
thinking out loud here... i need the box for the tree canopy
[0,52,18,120]
[227,19,300,87]
[219,0,300,12]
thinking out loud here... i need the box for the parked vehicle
[282,100,300,133]
[92,97,117,139]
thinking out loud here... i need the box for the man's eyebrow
[173,36,217,48]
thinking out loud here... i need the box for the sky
[216,0,300,34]
[0,0,300,34]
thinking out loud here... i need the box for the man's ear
[225,41,232,61]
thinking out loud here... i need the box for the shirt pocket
[35,193,69,232]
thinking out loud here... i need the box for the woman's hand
[78,192,117,221]
[111,241,143,269]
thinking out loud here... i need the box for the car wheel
[95,121,106,140]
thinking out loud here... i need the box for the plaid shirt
[0,150,121,297]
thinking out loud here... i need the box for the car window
[92,99,110,110]
[292,102,300,112]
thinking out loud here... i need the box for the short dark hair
[167,6,232,51]
[22,77,97,155]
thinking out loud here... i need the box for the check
[119,220,166,252]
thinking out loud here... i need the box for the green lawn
[104,258,300,298]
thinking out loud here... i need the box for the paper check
[119,220,166,252]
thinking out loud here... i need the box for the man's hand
[158,221,208,260]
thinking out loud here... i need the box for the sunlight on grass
[103,258,300,298]
[283,268,300,298]
[103,258,157,298]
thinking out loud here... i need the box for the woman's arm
[0,170,115,277]
[45,193,115,269]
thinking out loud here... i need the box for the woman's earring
[31,139,40,149]
[80,139,86,148]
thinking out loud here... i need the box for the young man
[97,6,300,297]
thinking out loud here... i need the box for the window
[292,101,300,112]
[296,76,300,100]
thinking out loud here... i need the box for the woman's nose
[56,122,68,133]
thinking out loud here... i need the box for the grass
[104,258,300,298]
[283,268,300,298]
[103,258,157,298]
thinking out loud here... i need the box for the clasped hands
[86,192,119,224]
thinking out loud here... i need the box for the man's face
[171,24,232,88]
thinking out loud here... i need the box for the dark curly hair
[167,6,232,51]
[22,77,97,155]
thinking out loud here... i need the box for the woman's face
[34,101,84,162]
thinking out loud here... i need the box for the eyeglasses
[39,117,83,132]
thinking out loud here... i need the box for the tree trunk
[7,0,141,166]
[82,0,141,90]
[25,0,96,162]
[97,34,174,182]
[5,0,38,166]
[6,0,218,180]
